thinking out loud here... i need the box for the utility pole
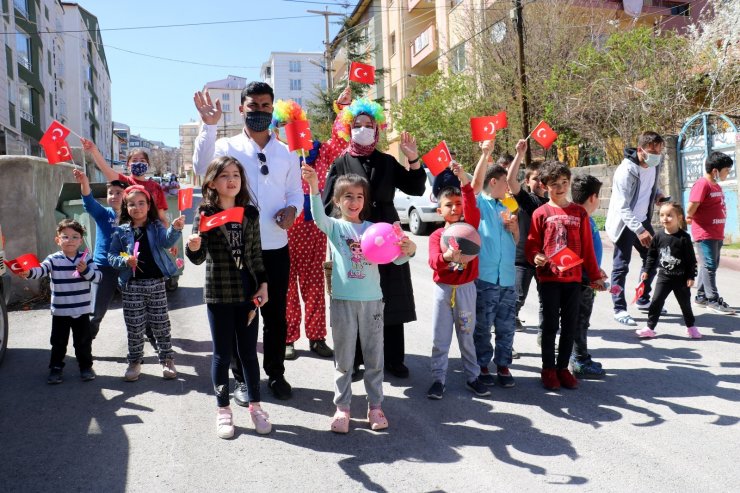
[512,0,531,165]
[308,9,344,92]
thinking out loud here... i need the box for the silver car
[394,170,443,235]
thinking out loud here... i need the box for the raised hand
[480,139,494,158]
[337,86,352,106]
[399,132,419,161]
[515,139,528,155]
[301,164,319,194]
[171,215,186,231]
[193,90,222,125]
[72,168,89,185]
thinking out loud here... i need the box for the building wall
[203,75,247,137]
[261,52,326,107]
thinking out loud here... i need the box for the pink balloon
[360,222,402,264]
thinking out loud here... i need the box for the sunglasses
[257,152,268,176]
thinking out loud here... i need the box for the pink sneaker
[367,408,389,431]
[635,327,657,338]
[686,326,702,339]
[216,406,234,439]
[330,409,350,434]
[249,404,272,435]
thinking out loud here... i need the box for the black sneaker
[512,348,521,359]
[694,296,708,307]
[268,376,293,400]
[285,343,297,361]
[571,358,606,379]
[233,382,250,407]
[426,381,445,400]
[496,366,516,388]
[478,367,496,386]
[466,378,491,397]
[351,366,364,382]
[515,317,524,332]
[47,367,63,385]
[385,362,409,378]
[80,368,96,382]
[310,339,334,358]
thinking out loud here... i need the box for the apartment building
[178,121,199,185]
[60,2,112,161]
[260,52,326,107]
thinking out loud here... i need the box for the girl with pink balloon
[302,164,416,434]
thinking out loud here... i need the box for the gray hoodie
[605,148,662,242]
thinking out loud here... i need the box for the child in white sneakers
[638,202,700,339]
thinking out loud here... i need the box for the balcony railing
[410,24,435,68]
[20,108,33,124]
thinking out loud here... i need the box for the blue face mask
[130,161,149,176]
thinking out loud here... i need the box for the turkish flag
[178,188,194,211]
[531,120,558,149]
[285,120,313,152]
[199,207,244,233]
[349,61,375,85]
[493,111,508,130]
[631,281,646,305]
[5,253,41,274]
[470,116,498,142]
[41,138,73,165]
[549,246,583,272]
[40,120,71,146]
[421,141,452,177]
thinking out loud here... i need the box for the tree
[391,72,479,169]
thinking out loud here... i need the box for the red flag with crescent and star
[4,253,41,274]
[42,138,73,165]
[631,281,646,305]
[40,120,71,146]
[178,188,194,212]
[470,111,508,142]
[531,120,558,149]
[349,61,375,85]
[285,120,313,152]
[421,141,452,177]
[199,207,244,233]
[549,246,583,272]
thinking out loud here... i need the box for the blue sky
[84,0,351,146]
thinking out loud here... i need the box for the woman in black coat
[323,98,426,377]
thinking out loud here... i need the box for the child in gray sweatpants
[426,164,489,399]
[304,166,417,433]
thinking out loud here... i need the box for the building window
[391,84,398,104]
[413,29,430,56]
[19,84,33,123]
[15,30,31,71]
[451,43,466,73]
[289,60,301,72]
[294,97,302,106]
[222,93,230,101]
[290,79,302,91]
[390,32,396,57]
[13,0,28,18]
[668,2,690,16]
[222,103,230,112]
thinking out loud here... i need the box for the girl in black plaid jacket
[186,156,271,439]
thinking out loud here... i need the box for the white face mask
[351,126,376,146]
[642,150,661,168]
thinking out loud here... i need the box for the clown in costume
[274,88,352,359]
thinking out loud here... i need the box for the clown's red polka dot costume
[286,131,347,344]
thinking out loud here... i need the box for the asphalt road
[1,213,738,492]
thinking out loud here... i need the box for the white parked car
[394,170,443,235]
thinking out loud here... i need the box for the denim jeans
[695,239,722,301]
[611,219,657,313]
[474,279,517,369]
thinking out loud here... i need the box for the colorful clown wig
[271,99,307,129]
[336,97,387,142]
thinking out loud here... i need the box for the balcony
[410,24,435,68]
[20,108,33,124]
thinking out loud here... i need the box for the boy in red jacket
[525,161,605,391]
[426,162,489,399]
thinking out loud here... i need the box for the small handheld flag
[349,61,376,85]
[199,207,245,233]
[530,120,558,149]
[421,141,452,177]
[285,120,313,152]
[549,247,583,272]
[178,188,194,212]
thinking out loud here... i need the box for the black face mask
[245,111,272,132]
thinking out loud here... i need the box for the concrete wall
[0,156,89,304]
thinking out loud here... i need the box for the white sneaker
[124,361,141,382]
[162,359,177,379]
[216,407,234,439]
[614,311,637,326]
[250,405,272,435]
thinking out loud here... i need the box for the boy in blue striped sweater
[23,219,102,384]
